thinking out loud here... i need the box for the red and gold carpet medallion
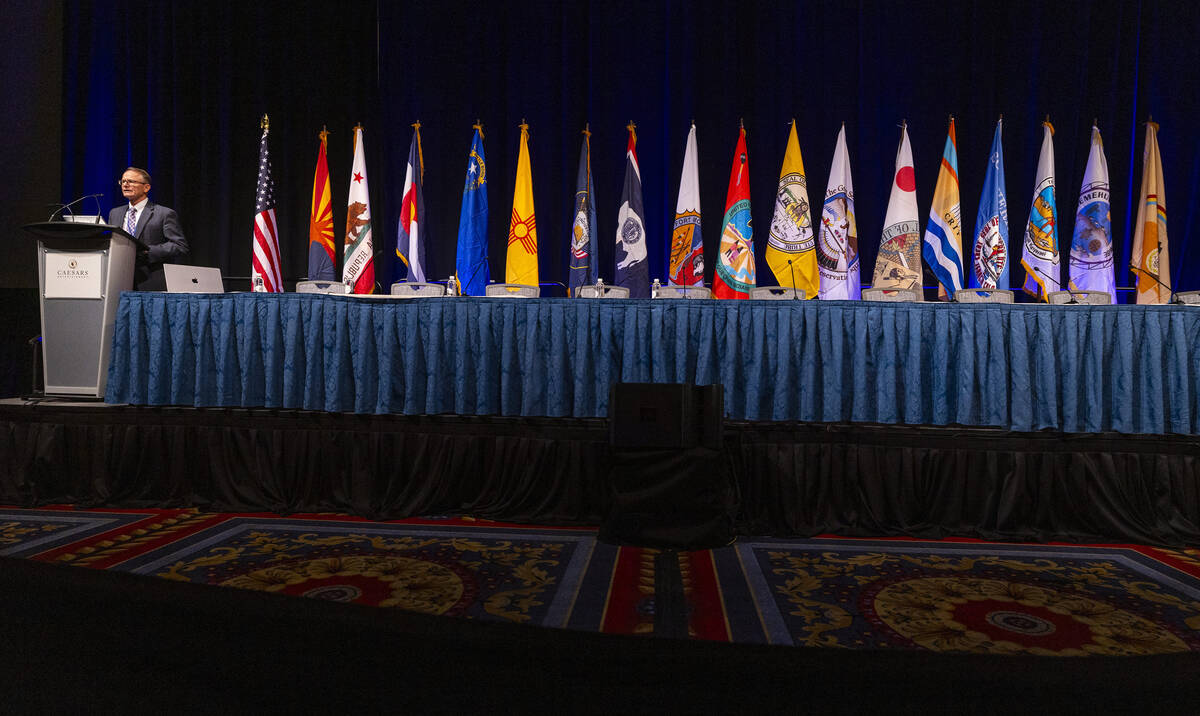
[870,577,1190,656]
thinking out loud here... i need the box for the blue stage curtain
[106,293,1200,433]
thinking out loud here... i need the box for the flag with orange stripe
[307,128,336,280]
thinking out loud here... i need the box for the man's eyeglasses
[118,179,148,187]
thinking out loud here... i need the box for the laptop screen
[163,265,225,293]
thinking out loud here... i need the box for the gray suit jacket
[109,202,189,289]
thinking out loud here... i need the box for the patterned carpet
[4,506,1200,655]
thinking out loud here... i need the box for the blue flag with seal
[615,121,649,297]
[970,119,1010,289]
[455,124,489,296]
[568,127,599,294]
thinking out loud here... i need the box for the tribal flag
[251,116,282,293]
[506,122,538,285]
[455,124,489,296]
[970,119,1009,290]
[1020,120,1060,300]
[342,124,375,294]
[872,123,921,296]
[713,125,754,299]
[568,126,599,295]
[1130,120,1169,304]
[922,118,964,300]
[668,123,704,287]
[1068,124,1116,301]
[615,122,649,297]
[307,128,336,280]
[817,124,860,300]
[397,122,428,283]
[766,119,816,296]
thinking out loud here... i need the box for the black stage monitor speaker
[608,383,723,449]
[603,383,734,549]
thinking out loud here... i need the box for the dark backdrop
[57,0,1200,299]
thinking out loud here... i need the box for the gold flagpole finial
[691,118,696,128]
[319,125,329,143]
[353,123,363,132]
[1044,115,1055,135]
[473,119,484,138]
[626,120,636,132]
[520,118,528,132]
[412,119,421,131]
[582,123,591,138]
[739,117,744,129]
[260,113,269,131]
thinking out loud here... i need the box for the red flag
[713,127,755,299]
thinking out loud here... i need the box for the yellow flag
[766,120,817,297]
[1131,121,1169,304]
[506,122,539,285]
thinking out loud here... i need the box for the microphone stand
[1129,264,1180,304]
[1032,265,1074,304]
[49,193,105,222]
[786,259,800,300]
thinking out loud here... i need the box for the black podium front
[23,220,140,397]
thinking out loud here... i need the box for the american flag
[251,117,283,292]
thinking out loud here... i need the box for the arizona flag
[766,119,816,297]
[1130,120,1169,304]
[1020,120,1059,300]
[872,123,921,296]
[668,123,704,287]
[713,126,754,299]
[342,124,375,294]
[506,122,538,286]
[970,119,1009,290]
[251,115,282,293]
[615,122,649,297]
[1068,124,1116,301]
[921,118,964,300]
[568,126,599,294]
[397,122,428,283]
[817,124,860,300]
[307,128,336,281]
[455,124,489,296]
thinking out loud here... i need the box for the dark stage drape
[3,407,1198,544]
[62,1,1200,298]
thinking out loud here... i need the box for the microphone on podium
[49,193,105,223]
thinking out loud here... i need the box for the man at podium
[108,167,189,290]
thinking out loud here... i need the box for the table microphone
[787,259,800,299]
[1129,264,1181,304]
[1031,265,1075,303]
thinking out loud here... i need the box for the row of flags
[251,116,1172,304]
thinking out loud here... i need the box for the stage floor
[2,399,1198,545]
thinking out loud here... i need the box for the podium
[22,220,141,397]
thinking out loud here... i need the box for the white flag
[1020,121,1059,300]
[817,125,860,300]
[871,124,921,296]
[1068,125,1116,302]
[342,125,375,294]
[668,124,704,286]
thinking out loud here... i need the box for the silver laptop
[164,264,225,293]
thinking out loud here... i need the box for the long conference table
[103,292,1200,435]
